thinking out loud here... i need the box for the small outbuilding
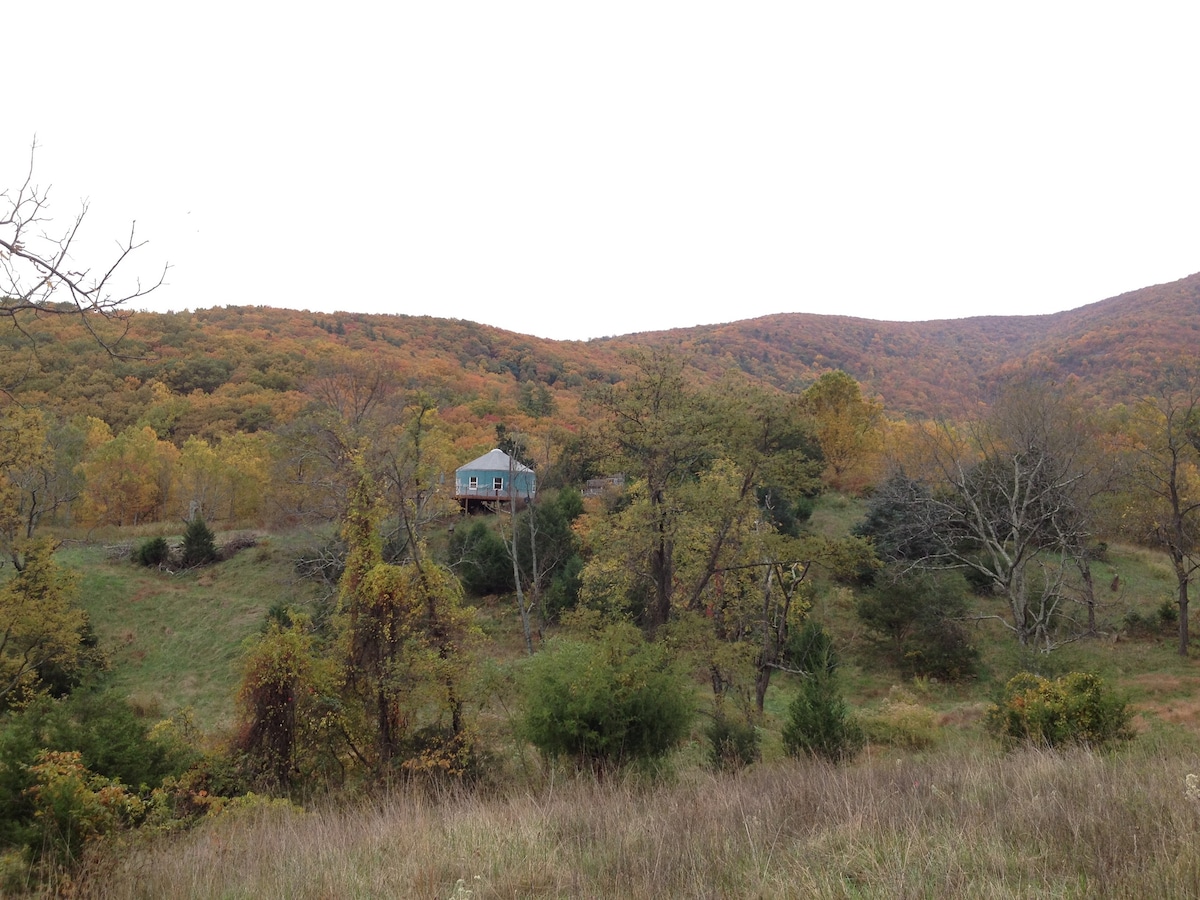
[454,448,536,512]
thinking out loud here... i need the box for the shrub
[986,672,1134,750]
[180,517,218,567]
[781,623,862,763]
[134,536,171,567]
[543,553,584,622]
[704,710,761,771]
[448,521,512,596]
[24,750,146,867]
[521,624,694,771]
[856,689,940,749]
[1122,604,1174,637]
[856,571,979,681]
[0,688,196,849]
[1121,609,1153,636]
[783,675,862,763]
[0,849,30,896]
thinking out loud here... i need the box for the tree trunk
[528,503,544,641]
[649,496,673,630]
[1176,556,1190,656]
[510,490,533,655]
[754,566,776,714]
[1009,568,1031,646]
[1078,557,1096,635]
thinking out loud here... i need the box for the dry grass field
[68,742,1200,899]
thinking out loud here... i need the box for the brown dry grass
[72,746,1200,899]
[1127,672,1200,731]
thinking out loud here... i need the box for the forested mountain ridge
[608,271,1200,414]
[4,270,1198,438]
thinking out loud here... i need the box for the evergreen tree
[782,622,862,762]
[180,516,218,567]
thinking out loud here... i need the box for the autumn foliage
[0,271,1192,538]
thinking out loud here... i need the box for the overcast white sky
[5,2,1198,341]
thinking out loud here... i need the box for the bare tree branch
[866,383,1102,649]
[0,139,167,356]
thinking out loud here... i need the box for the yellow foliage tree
[0,407,52,563]
[78,425,179,526]
[0,538,89,709]
[336,470,477,776]
[803,370,883,492]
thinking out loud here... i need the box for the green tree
[746,534,875,712]
[180,516,218,567]
[0,539,89,710]
[781,622,861,762]
[583,366,841,714]
[514,488,584,627]
[517,380,556,418]
[586,358,822,631]
[448,520,513,597]
[521,623,694,771]
[588,349,712,629]
[856,570,979,681]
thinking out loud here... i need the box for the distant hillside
[602,271,1200,415]
[4,272,1198,434]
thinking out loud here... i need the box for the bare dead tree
[307,357,394,429]
[870,384,1099,649]
[0,140,167,352]
[1122,368,1200,656]
[490,450,536,655]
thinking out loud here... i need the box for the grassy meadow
[69,744,1200,898]
[57,530,329,731]
[16,506,1200,898]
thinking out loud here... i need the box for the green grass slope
[62,531,328,732]
[56,512,1200,748]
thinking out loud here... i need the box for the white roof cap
[457,448,534,473]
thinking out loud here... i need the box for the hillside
[3,271,1198,436]
[607,271,1200,414]
[8,274,1200,897]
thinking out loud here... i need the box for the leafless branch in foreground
[0,139,168,355]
